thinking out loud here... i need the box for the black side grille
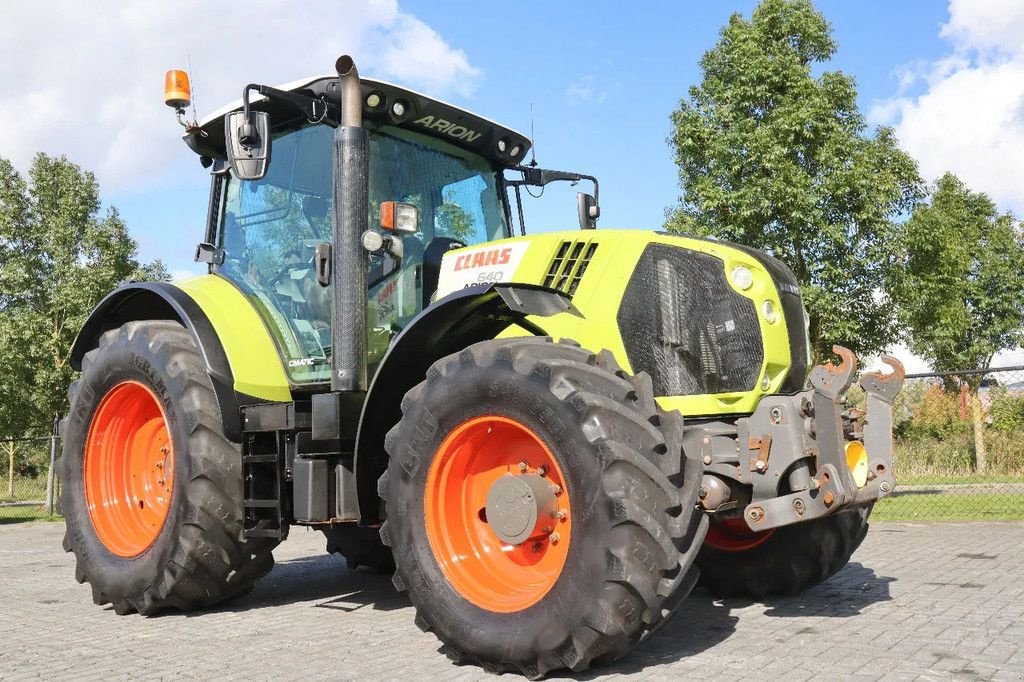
[617,245,764,397]
[543,240,598,297]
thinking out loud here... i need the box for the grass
[897,473,1024,485]
[0,475,49,503]
[873,493,1024,521]
[0,504,62,524]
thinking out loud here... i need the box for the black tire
[379,338,706,678]
[697,506,871,599]
[322,525,394,573]
[61,321,277,615]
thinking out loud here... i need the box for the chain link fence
[0,434,60,523]
[868,365,1024,520]
[3,367,1022,523]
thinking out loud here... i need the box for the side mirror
[225,110,271,180]
[577,192,599,229]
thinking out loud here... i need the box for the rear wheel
[379,338,706,677]
[61,321,277,615]
[697,507,871,599]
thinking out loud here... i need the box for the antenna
[528,102,538,167]
[187,54,199,126]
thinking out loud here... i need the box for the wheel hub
[423,415,572,612]
[485,473,557,545]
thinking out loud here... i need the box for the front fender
[70,277,291,441]
[353,283,578,523]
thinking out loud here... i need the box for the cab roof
[184,75,532,168]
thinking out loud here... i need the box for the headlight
[731,265,753,290]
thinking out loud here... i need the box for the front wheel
[379,338,706,678]
[61,321,277,615]
[697,506,871,599]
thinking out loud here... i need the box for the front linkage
[695,346,905,530]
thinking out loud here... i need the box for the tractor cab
[180,74,595,386]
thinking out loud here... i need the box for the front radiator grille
[617,244,763,396]
[543,240,598,297]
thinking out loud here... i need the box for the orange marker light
[164,69,191,110]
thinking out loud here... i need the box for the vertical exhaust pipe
[331,55,368,392]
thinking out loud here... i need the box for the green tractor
[60,55,903,676]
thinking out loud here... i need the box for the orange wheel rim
[424,416,571,613]
[84,381,174,558]
[705,516,774,552]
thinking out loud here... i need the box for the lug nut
[536,465,547,477]
[550,484,562,496]
[557,510,568,521]
[549,533,560,545]
[518,462,528,473]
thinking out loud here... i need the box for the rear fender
[353,283,578,523]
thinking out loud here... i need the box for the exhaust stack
[330,54,368,392]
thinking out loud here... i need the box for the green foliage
[902,384,968,440]
[665,0,923,359]
[989,387,1024,432]
[890,173,1024,375]
[0,154,154,436]
[889,380,1024,478]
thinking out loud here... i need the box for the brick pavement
[1,521,1022,681]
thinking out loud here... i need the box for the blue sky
[105,1,952,280]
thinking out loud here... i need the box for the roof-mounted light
[164,69,191,110]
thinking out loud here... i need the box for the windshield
[216,122,509,385]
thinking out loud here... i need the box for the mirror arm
[242,83,337,127]
[504,165,600,231]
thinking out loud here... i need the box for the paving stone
[1,521,1022,680]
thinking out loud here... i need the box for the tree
[0,153,155,438]
[891,173,1024,373]
[665,0,924,360]
[891,172,1024,473]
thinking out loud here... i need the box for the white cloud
[565,75,607,104]
[171,268,202,283]
[870,0,1024,212]
[0,1,481,192]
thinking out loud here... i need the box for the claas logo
[453,248,513,271]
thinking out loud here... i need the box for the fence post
[45,437,55,515]
[971,390,988,473]
[5,441,14,498]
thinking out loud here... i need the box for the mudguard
[70,279,287,442]
[353,283,578,522]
